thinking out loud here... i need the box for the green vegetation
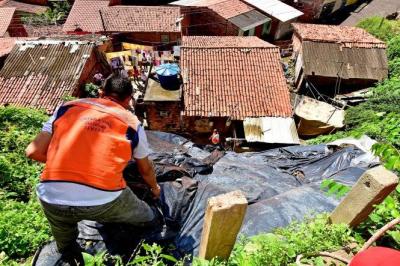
[356,17,400,42]
[0,107,47,201]
[22,0,71,26]
[0,107,51,264]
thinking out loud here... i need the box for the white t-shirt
[36,108,150,206]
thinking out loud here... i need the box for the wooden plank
[330,166,399,227]
[198,190,248,260]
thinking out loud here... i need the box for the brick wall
[146,101,181,132]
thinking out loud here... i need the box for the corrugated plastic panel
[243,0,303,22]
[244,116,300,144]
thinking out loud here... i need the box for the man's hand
[136,157,160,199]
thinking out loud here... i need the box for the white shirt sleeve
[42,107,59,134]
[133,125,151,159]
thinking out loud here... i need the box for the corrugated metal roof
[0,40,95,113]
[243,0,303,22]
[244,117,300,144]
[228,9,270,31]
[302,41,388,81]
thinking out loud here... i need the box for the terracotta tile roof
[0,7,15,37]
[0,37,36,57]
[0,40,95,113]
[0,0,47,14]
[63,0,109,33]
[292,23,386,48]
[182,35,275,48]
[180,36,292,120]
[209,0,254,19]
[101,6,181,32]
[171,0,254,19]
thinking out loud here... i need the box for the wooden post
[199,190,248,260]
[330,166,399,227]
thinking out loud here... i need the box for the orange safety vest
[40,98,140,191]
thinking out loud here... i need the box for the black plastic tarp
[34,131,377,265]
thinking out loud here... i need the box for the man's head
[102,75,133,108]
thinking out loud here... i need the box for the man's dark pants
[39,187,156,253]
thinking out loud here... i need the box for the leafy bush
[0,197,51,259]
[0,107,47,201]
[387,35,400,61]
[389,58,400,77]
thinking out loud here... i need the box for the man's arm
[25,131,52,163]
[26,107,58,163]
[136,157,160,198]
[131,125,160,198]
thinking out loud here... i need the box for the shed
[292,23,388,95]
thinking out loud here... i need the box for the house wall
[182,116,230,134]
[7,14,28,37]
[273,19,296,40]
[281,0,326,22]
[292,33,303,54]
[111,32,182,49]
[145,101,181,132]
[181,6,239,36]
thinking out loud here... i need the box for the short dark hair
[103,75,133,101]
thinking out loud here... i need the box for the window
[262,21,271,36]
[160,111,169,117]
[161,35,170,44]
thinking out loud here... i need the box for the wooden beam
[199,190,248,260]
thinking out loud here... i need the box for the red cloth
[350,247,400,266]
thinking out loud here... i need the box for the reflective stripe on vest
[41,98,140,191]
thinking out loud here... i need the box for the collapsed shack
[34,131,379,265]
